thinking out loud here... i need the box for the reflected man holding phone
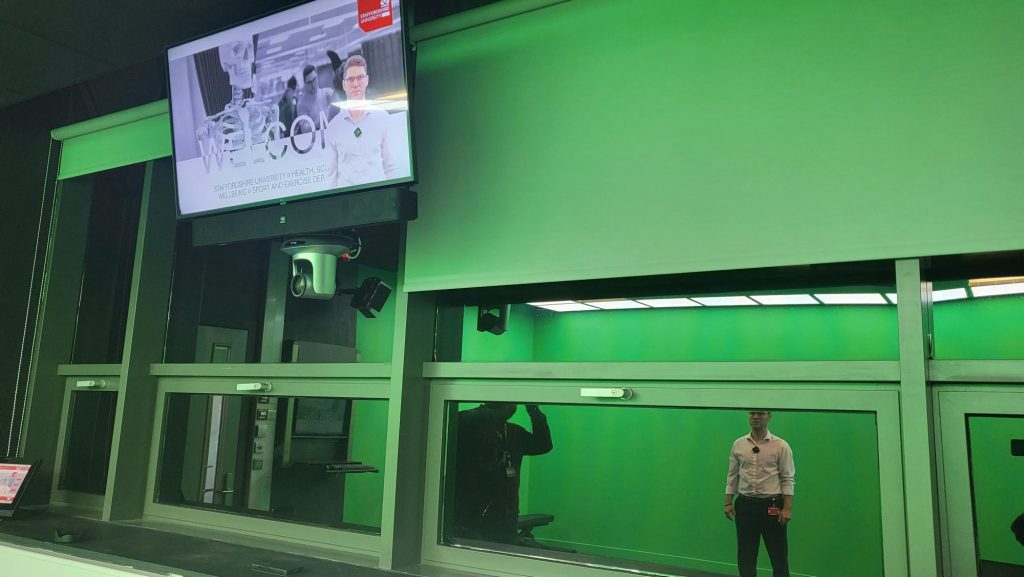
[454,403,553,543]
[724,410,795,577]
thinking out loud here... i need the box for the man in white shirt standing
[724,410,795,577]
[326,55,397,188]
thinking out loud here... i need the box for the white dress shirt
[725,430,795,497]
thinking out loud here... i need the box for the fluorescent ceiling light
[814,293,887,305]
[265,46,282,55]
[582,300,649,310]
[309,33,327,41]
[635,298,701,308]
[885,293,898,304]
[750,294,818,306]
[969,276,1024,287]
[970,282,1024,298]
[932,288,968,302]
[537,303,599,312]
[527,301,599,312]
[692,296,758,307]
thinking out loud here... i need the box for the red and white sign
[359,0,394,32]
[0,464,31,504]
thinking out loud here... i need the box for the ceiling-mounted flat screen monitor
[167,0,413,218]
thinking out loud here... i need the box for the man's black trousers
[735,495,789,577]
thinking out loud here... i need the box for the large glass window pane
[966,415,1024,576]
[156,394,387,533]
[440,403,883,577]
[444,271,899,362]
[58,391,118,494]
[70,164,144,364]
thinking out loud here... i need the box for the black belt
[738,494,782,501]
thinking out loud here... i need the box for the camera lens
[290,273,307,297]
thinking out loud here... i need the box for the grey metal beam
[895,258,940,577]
[423,361,901,382]
[928,360,1024,383]
[103,159,177,521]
[380,228,435,571]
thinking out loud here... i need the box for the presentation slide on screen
[168,0,411,217]
[0,464,31,504]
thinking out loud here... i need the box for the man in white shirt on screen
[724,409,795,577]
[325,55,397,188]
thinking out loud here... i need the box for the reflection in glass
[450,403,552,543]
[70,165,143,364]
[157,394,387,532]
[441,403,883,577]
[163,234,269,363]
[59,391,117,494]
[967,415,1024,576]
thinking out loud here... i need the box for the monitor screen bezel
[0,458,41,517]
[165,0,417,220]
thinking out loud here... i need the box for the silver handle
[75,379,106,389]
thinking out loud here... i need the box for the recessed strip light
[635,298,702,308]
[750,294,819,306]
[885,293,898,304]
[527,301,598,312]
[968,276,1024,287]
[933,288,968,302]
[692,296,758,307]
[814,293,888,305]
[971,282,1024,298]
[582,300,649,310]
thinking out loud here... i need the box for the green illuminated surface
[527,407,881,577]
[406,0,1024,291]
[58,112,170,180]
[933,297,1024,360]
[462,303,898,362]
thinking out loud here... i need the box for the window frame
[50,365,123,514]
[419,364,909,577]
[934,380,1024,577]
[142,365,391,556]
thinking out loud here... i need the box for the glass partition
[439,402,884,577]
[69,164,144,364]
[58,390,117,494]
[966,415,1024,576]
[156,393,388,533]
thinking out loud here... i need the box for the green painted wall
[933,297,1024,360]
[527,407,881,577]
[532,304,897,362]
[340,267,398,528]
[406,0,1024,291]
[343,399,390,530]
[967,416,1024,566]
